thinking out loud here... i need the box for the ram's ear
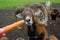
[33,9,43,16]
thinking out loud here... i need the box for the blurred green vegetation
[0,0,60,9]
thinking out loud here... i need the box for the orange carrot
[0,20,24,35]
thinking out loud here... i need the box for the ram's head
[15,5,34,26]
[15,3,48,26]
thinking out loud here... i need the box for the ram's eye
[16,13,23,19]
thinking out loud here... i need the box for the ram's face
[16,7,34,26]
[22,7,34,26]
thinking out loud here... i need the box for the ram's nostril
[28,19,30,21]
[26,19,30,22]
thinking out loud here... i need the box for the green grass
[0,0,60,9]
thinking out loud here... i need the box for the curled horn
[31,3,48,25]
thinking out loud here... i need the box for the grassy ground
[0,0,60,9]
